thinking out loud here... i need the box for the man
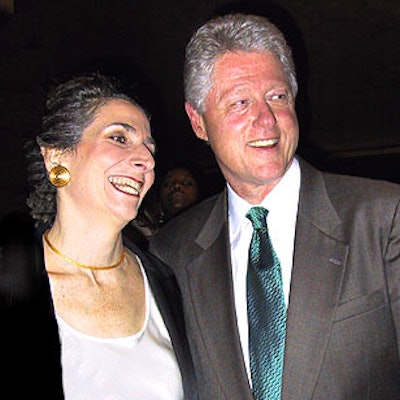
[159,165,200,224]
[149,13,400,399]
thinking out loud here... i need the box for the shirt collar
[228,157,301,234]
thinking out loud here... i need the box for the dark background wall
[1,0,399,219]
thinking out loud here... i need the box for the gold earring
[49,165,70,187]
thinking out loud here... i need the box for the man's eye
[146,143,157,156]
[163,180,172,187]
[228,99,250,111]
[266,93,290,105]
[181,180,193,187]
[234,99,248,106]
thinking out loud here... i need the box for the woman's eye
[110,135,127,144]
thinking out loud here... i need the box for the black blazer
[0,214,197,399]
[149,158,400,400]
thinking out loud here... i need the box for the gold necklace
[43,229,125,270]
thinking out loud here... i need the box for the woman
[0,73,197,399]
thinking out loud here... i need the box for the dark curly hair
[25,73,149,227]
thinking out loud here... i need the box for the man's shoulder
[322,169,400,200]
[150,192,223,245]
[300,157,400,197]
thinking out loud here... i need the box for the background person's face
[160,168,199,217]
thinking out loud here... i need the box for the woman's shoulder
[123,233,175,279]
[0,211,46,307]
[1,210,35,238]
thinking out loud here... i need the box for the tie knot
[246,206,269,230]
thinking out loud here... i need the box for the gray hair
[184,13,298,113]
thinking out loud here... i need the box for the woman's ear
[41,147,67,172]
[184,102,209,141]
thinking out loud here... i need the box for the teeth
[248,138,278,147]
[108,176,142,195]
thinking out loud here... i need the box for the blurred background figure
[125,161,204,247]
[159,164,200,225]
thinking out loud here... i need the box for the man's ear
[184,102,208,141]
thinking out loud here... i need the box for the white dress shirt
[228,157,301,382]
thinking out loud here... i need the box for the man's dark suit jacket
[0,214,197,399]
[149,158,400,400]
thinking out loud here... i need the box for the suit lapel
[188,190,253,399]
[282,160,349,400]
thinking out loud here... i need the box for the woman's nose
[130,144,155,171]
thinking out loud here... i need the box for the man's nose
[172,182,182,190]
[256,100,277,127]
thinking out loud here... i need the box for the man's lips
[248,138,279,148]
[169,190,185,198]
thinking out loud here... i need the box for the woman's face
[48,99,156,227]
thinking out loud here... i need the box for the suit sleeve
[385,198,400,357]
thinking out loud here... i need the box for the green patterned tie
[246,206,286,400]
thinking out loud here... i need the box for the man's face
[186,51,299,204]
[160,168,199,217]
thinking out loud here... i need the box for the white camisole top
[56,258,184,400]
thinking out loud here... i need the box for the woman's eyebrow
[105,122,155,148]
[107,122,135,132]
